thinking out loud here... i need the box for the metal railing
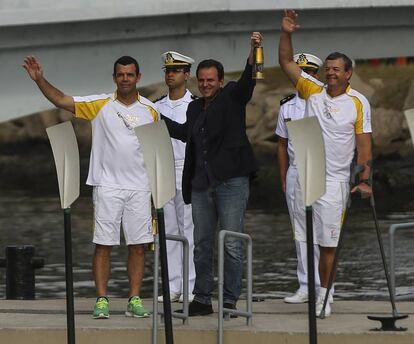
[388,221,414,300]
[218,230,253,344]
[152,233,190,344]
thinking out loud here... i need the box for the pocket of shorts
[94,187,122,222]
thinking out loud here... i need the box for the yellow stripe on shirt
[75,98,110,121]
[147,106,159,122]
[296,76,323,100]
[350,95,364,134]
[137,94,159,122]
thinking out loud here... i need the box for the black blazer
[163,61,258,204]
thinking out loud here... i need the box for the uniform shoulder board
[153,94,167,103]
[190,94,198,100]
[280,94,296,106]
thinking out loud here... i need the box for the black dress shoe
[223,302,238,318]
[188,300,214,316]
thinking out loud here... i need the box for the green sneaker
[93,297,109,319]
[125,296,150,318]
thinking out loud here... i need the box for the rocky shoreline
[1,65,414,212]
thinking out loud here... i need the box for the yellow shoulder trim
[296,76,323,100]
[75,98,110,121]
[147,105,159,122]
[351,96,363,134]
[137,95,159,122]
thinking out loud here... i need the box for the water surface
[0,195,413,300]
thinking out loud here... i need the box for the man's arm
[351,133,373,198]
[23,56,75,113]
[161,114,187,142]
[279,10,302,86]
[277,137,289,193]
[234,32,263,103]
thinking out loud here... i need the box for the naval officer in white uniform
[154,51,197,303]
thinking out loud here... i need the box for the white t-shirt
[73,92,159,191]
[154,90,194,167]
[296,71,372,181]
[275,93,306,166]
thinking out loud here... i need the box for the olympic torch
[253,45,264,80]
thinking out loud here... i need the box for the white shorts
[92,186,153,246]
[293,179,349,247]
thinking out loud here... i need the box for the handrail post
[218,230,253,344]
[388,222,414,300]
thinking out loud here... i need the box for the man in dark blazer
[163,31,263,316]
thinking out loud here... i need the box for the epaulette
[153,94,167,103]
[190,94,198,100]
[280,94,296,106]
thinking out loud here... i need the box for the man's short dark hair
[325,52,353,71]
[196,59,224,80]
[113,56,140,76]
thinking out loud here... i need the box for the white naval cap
[293,53,323,70]
[162,51,195,69]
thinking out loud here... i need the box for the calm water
[0,195,413,300]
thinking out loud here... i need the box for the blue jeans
[191,176,249,305]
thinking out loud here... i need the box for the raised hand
[250,31,263,48]
[22,55,75,113]
[281,9,300,34]
[23,55,43,82]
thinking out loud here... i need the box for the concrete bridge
[1,0,414,122]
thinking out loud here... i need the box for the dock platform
[0,298,413,343]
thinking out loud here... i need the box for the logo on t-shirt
[117,111,140,129]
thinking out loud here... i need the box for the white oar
[287,116,326,344]
[404,108,414,145]
[134,120,176,344]
[46,121,80,344]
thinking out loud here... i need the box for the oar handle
[63,208,76,344]
[305,206,318,344]
[157,208,174,344]
[370,195,399,316]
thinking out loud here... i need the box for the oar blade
[404,108,414,147]
[134,120,176,209]
[46,121,80,209]
[287,116,326,206]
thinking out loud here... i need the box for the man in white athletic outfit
[279,10,373,317]
[23,55,158,319]
[276,53,324,304]
[154,51,196,303]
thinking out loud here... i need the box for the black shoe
[223,302,238,318]
[187,300,213,316]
